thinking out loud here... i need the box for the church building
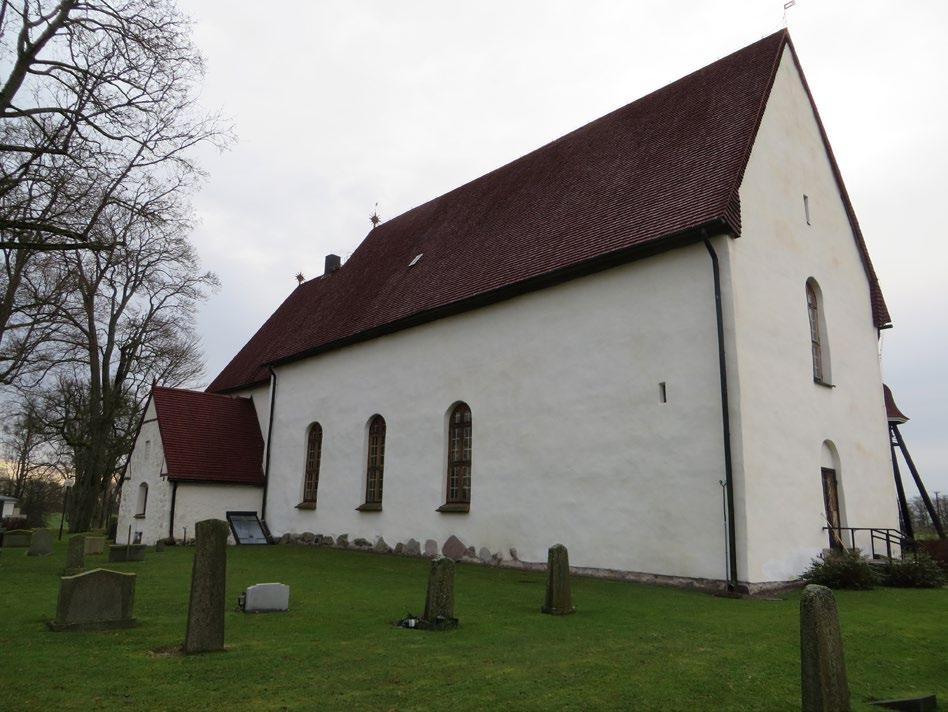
[117,30,900,592]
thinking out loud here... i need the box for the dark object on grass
[801,549,878,590]
[881,554,945,588]
[542,544,576,615]
[184,519,229,654]
[869,694,937,711]
[47,569,137,631]
[800,584,850,712]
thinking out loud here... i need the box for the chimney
[324,254,341,275]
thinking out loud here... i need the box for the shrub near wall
[1,517,29,530]
[800,550,879,590]
[881,554,945,589]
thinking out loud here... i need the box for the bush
[881,554,945,589]
[1,516,29,530]
[800,549,879,590]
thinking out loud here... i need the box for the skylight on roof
[409,253,423,267]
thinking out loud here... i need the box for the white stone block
[243,583,290,612]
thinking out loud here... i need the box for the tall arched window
[302,423,322,505]
[361,415,385,509]
[446,403,472,505]
[806,279,830,384]
[135,483,148,517]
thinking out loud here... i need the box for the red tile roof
[883,384,909,424]
[152,387,265,485]
[208,30,889,394]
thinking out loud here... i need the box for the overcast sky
[180,1,948,495]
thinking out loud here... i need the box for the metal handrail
[821,526,916,560]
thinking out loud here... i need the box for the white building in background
[118,30,901,591]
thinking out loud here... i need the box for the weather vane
[370,202,381,228]
[783,0,796,26]
[295,272,305,285]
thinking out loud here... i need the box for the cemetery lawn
[1,543,945,711]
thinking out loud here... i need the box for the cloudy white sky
[180,1,948,495]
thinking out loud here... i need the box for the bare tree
[0,396,57,497]
[41,197,217,531]
[0,0,228,386]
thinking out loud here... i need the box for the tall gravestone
[184,518,229,654]
[64,534,86,575]
[801,584,850,712]
[422,556,457,629]
[27,528,53,556]
[48,569,137,631]
[542,544,576,615]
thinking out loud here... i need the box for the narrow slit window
[302,423,322,504]
[804,194,811,225]
[659,382,667,403]
[364,415,385,505]
[446,403,472,504]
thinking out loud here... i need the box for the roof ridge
[155,385,251,403]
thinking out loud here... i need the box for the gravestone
[184,518,229,654]
[422,556,458,629]
[442,535,468,561]
[27,528,53,556]
[241,583,290,612]
[424,539,438,558]
[541,544,576,615]
[801,584,850,712]
[108,544,146,562]
[2,529,31,548]
[64,535,85,575]
[84,536,106,555]
[47,569,137,631]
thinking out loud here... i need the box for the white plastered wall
[117,398,172,545]
[727,46,898,583]
[171,483,263,545]
[264,244,734,582]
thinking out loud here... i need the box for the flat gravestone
[64,535,85,575]
[242,583,289,612]
[542,544,576,615]
[422,556,458,630]
[109,544,146,562]
[84,536,106,555]
[184,518,229,654]
[801,584,850,712]
[48,569,137,631]
[2,529,31,548]
[27,528,53,556]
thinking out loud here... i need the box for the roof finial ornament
[295,272,305,285]
[370,202,381,228]
[782,0,796,26]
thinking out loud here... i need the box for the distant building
[118,30,898,591]
[0,495,21,520]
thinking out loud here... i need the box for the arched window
[302,423,322,505]
[135,483,148,517]
[806,279,830,384]
[362,415,385,508]
[446,403,472,505]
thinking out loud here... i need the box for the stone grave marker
[47,569,137,631]
[84,536,106,555]
[441,535,468,561]
[240,583,290,612]
[64,534,85,575]
[27,528,53,556]
[184,518,229,654]
[2,529,31,548]
[801,584,850,712]
[422,556,458,630]
[424,539,438,558]
[541,544,576,615]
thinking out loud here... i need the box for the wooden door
[821,467,842,549]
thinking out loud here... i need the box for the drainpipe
[168,481,177,540]
[704,237,739,591]
[261,366,278,521]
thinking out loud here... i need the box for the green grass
[1,542,944,711]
